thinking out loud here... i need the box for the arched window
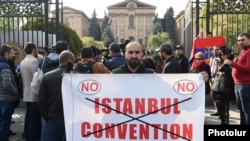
[129,15,134,27]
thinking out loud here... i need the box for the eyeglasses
[195,58,202,60]
[128,50,141,54]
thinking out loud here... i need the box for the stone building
[51,6,90,38]
[107,0,156,47]
[52,0,189,48]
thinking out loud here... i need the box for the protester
[112,41,154,73]
[209,45,221,117]
[38,40,68,141]
[0,45,18,141]
[175,45,189,73]
[223,33,250,125]
[20,42,41,141]
[142,49,156,71]
[152,55,164,73]
[38,50,75,141]
[157,43,181,73]
[75,47,111,73]
[105,43,125,71]
[190,52,211,95]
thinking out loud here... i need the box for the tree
[147,32,172,55]
[101,11,109,33]
[101,26,115,44]
[152,22,163,35]
[89,9,102,41]
[21,19,83,55]
[163,7,176,47]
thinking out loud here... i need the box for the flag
[189,36,226,65]
[108,14,115,25]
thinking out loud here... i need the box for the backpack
[31,58,46,95]
[76,61,96,73]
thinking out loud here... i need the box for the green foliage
[81,36,106,50]
[152,22,163,35]
[21,18,83,55]
[101,12,109,33]
[89,9,102,41]
[147,32,172,55]
[101,26,115,43]
[163,7,176,46]
[63,24,83,55]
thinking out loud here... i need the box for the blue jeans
[46,120,66,141]
[235,84,250,125]
[41,118,47,141]
[24,102,41,141]
[0,101,14,141]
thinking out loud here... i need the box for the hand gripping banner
[62,74,205,141]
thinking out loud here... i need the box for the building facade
[51,6,90,38]
[107,0,156,46]
[52,0,189,48]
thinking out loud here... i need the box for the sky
[59,0,190,18]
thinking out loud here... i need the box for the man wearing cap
[158,43,181,73]
[175,45,189,73]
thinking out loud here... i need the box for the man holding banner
[112,41,154,74]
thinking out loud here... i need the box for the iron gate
[0,0,63,63]
[195,0,250,46]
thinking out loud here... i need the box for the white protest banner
[62,74,205,141]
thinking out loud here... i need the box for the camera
[220,46,234,60]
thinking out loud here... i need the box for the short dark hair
[55,41,68,54]
[81,47,93,58]
[24,42,36,54]
[109,43,120,53]
[0,44,13,56]
[159,43,172,55]
[238,33,250,39]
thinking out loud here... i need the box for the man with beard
[0,45,18,141]
[112,42,154,73]
[157,43,181,73]
[224,33,250,125]
[20,42,41,140]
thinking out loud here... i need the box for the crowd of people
[0,32,250,141]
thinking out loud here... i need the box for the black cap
[175,45,183,50]
[156,43,172,52]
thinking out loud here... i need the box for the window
[129,15,134,27]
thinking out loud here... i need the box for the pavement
[9,95,240,141]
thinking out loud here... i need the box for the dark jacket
[105,54,126,71]
[0,56,18,101]
[163,56,181,73]
[39,53,59,74]
[112,63,155,73]
[38,65,66,121]
[176,54,189,73]
[142,58,156,71]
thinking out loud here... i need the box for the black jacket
[38,65,66,121]
[176,54,189,73]
[163,56,181,73]
[112,63,155,73]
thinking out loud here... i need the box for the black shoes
[210,112,220,116]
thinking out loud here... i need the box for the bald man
[38,50,75,141]
[112,41,154,73]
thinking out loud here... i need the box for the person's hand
[200,71,209,82]
[223,59,232,65]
